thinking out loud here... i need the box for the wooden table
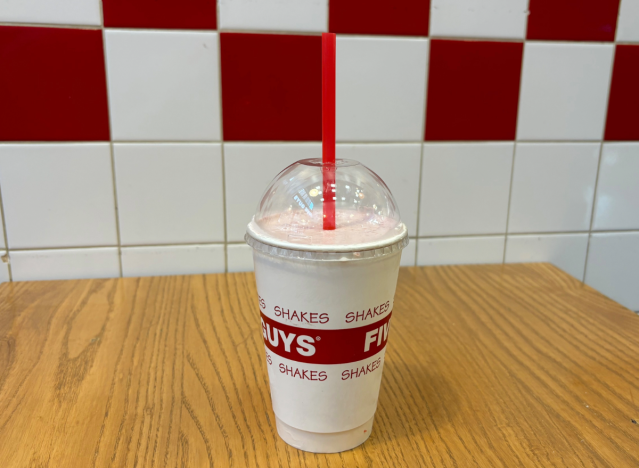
[0,264,637,467]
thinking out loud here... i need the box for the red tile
[425,40,523,141]
[220,33,322,141]
[0,26,109,141]
[330,0,429,36]
[605,45,639,141]
[527,0,620,41]
[103,0,216,29]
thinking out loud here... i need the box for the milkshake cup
[245,158,408,453]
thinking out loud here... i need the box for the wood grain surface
[0,263,637,467]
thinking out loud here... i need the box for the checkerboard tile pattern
[0,0,638,310]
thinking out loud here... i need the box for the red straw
[322,33,336,230]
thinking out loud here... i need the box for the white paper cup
[245,157,408,453]
[248,232,406,453]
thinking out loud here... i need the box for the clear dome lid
[246,158,408,253]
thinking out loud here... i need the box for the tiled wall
[0,0,638,311]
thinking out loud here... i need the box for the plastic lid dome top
[246,158,407,252]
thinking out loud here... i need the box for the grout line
[113,140,223,144]
[336,141,423,146]
[414,34,430,267]
[216,30,229,273]
[222,155,229,274]
[522,0,531,40]
[429,35,525,43]
[423,140,515,145]
[101,28,123,278]
[0,141,111,145]
[3,20,635,45]
[0,139,625,146]
[9,242,228,252]
[0,186,14,282]
[217,28,323,36]
[326,0,330,32]
[0,138,624,146]
[420,39,431,142]
[107,144,123,277]
[104,26,220,34]
[514,140,608,144]
[584,44,617,284]
[584,143,604,282]
[0,21,102,29]
[508,229,639,236]
[503,33,529,263]
[523,39,620,46]
[98,0,104,28]
[427,0,433,37]
[414,145,425,266]
[417,229,639,239]
[216,0,221,36]
[106,27,221,34]
[6,230,638,253]
[10,245,120,252]
[614,1,623,43]
[418,234,501,240]
[0,141,218,145]
[502,145,517,263]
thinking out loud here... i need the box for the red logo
[260,311,392,365]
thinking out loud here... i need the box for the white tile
[593,143,639,231]
[420,143,513,237]
[224,143,321,242]
[121,245,225,277]
[586,232,639,311]
[105,30,221,141]
[400,239,416,267]
[10,248,120,282]
[227,244,254,272]
[0,252,8,284]
[508,143,600,233]
[336,144,421,237]
[218,0,327,32]
[0,0,100,25]
[417,236,505,266]
[336,37,429,142]
[505,234,589,280]
[517,43,614,141]
[617,0,639,42]
[430,0,528,39]
[114,143,224,245]
[0,144,117,249]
